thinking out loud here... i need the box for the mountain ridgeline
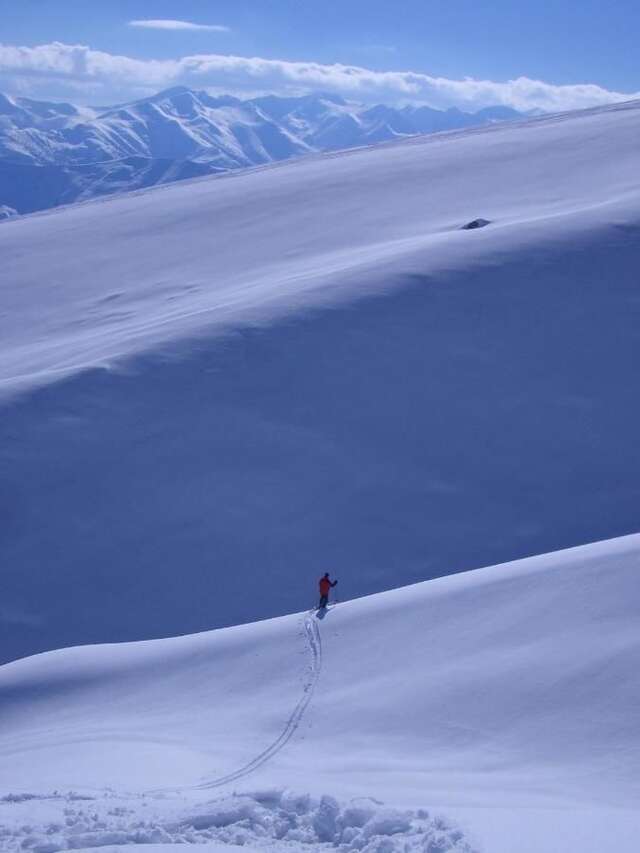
[0,87,523,215]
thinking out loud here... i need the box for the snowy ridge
[1,535,639,852]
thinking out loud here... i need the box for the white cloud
[0,41,637,113]
[129,20,230,33]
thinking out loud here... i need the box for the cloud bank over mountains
[1,40,637,111]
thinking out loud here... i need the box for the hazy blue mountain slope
[0,157,222,214]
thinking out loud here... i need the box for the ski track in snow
[195,612,322,791]
[0,612,477,852]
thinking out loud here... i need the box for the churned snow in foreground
[1,535,639,852]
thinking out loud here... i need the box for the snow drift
[1,535,639,852]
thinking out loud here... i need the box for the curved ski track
[195,612,322,790]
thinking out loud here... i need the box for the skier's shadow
[315,604,336,620]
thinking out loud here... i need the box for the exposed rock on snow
[461,217,490,229]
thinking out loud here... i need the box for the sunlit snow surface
[1,536,639,852]
[2,99,640,394]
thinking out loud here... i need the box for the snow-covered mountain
[2,97,640,668]
[1,535,639,852]
[0,87,523,213]
[1,81,639,853]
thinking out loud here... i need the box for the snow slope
[2,99,640,664]
[3,98,639,395]
[1,535,639,852]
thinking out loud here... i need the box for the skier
[318,572,338,609]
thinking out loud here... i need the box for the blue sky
[2,0,639,110]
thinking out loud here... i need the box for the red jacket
[319,577,333,596]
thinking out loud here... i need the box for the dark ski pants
[318,594,329,609]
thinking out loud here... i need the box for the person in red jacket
[318,573,338,609]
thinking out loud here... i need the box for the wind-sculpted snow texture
[2,99,640,664]
[0,537,639,851]
[0,87,523,214]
